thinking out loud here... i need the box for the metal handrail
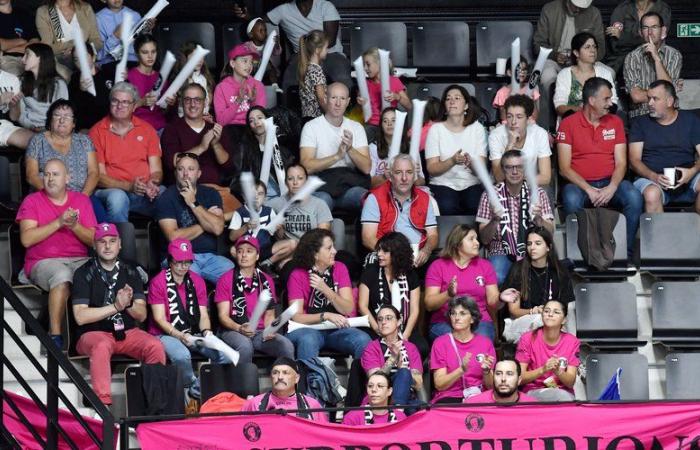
[1,276,115,449]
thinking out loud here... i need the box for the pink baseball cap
[235,235,260,253]
[94,223,119,241]
[228,43,259,61]
[168,238,194,262]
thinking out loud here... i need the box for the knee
[145,339,166,364]
[90,339,114,359]
[49,281,71,298]
[643,185,662,205]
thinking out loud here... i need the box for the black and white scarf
[307,267,338,314]
[364,408,398,424]
[94,258,126,339]
[165,268,200,333]
[47,6,65,42]
[380,338,410,371]
[497,182,531,260]
[270,137,288,196]
[376,267,410,330]
[231,268,272,324]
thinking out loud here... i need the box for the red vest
[371,181,430,248]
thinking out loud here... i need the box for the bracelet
[113,303,120,313]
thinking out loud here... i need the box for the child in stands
[298,30,328,122]
[492,55,540,123]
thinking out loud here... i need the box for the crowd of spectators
[1,0,699,424]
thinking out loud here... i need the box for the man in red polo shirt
[557,77,642,256]
[89,81,164,223]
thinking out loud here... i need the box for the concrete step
[5,381,82,411]
[3,309,28,337]
[4,335,42,358]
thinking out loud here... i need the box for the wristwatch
[189,200,200,209]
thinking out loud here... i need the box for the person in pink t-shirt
[215,235,294,364]
[242,357,328,422]
[425,223,499,341]
[214,44,266,128]
[430,296,496,403]
[127,34,175,132]
[492,56,541,124]
[466,359,538,404]
[286,228,371,360]
[516,299,580,402]
[343,371,407,426]
[17,159,97,349]
[148,238,233,399]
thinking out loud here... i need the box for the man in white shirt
[300,82,371,213]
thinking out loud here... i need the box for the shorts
[0,119,22,147]
[29,257,90,291]
[633,173,700,205]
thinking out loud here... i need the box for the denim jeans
[562,179,643,255]
[218,330,295,364]
[429,183,484,216]
[429,321,496,342]
[391,367,414,406]
[287,327,371,360]
[94,186,165,223]
[313,186,368,213]
[159,335,230,387]
[488,254,513,286]
[190,253,235,284]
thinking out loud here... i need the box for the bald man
[300,82,370,213]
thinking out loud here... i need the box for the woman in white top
[553,32,617,119]
[425,85,487,215]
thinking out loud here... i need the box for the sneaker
[188,379,201,400]
[49,334,63,350]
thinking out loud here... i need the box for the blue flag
[597,367,622,400]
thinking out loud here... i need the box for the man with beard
[557,77,642,256]
[466,359,537,403]
[155,152,234,283]
[242,357,328,422]
[71,223,165,406]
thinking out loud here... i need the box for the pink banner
[3,390,117,450]
[137,402,700,449]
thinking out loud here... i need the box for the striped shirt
[623,44,682,118]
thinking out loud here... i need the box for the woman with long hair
[286,228,371,360]
[515,299,579,401]
[501,226,575,318]
[342,371,407,425]
[430,296,495,403]
[424,223,499,341]
[424,85,487,215]
[9,43,68,131]
[298,29,328,121]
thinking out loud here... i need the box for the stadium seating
[410,22,470,70]
[349,22,408,67]
[436,215,476,250]
[474,21,534,70]
[585,352,649,400]
[406,83,475,101]
[639,213,700,278]
[220,22,247,63]
[200,362,260,403]
[651,281,700,347]
[155,22,217,69]
[665,353,700,400]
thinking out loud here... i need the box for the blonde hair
[362,47,394,74]
[298,30,328,83]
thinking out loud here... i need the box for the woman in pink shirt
[516,299,580,401]
[214,43,266,128]
[430,296,496,403]
[343,371,407,426]
[425,223,499,341]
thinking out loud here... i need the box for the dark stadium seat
[651,281,700,347]
[115,222,138,268]
[639,213,700,277]
[565,213,635,279]
[436,215,476,250]
[221,22,247,63]
[410,22,469,69]
[0,155,18,221]
[349,22,407,67]
[200,362,260,404]
[575,281,645,349]
[406,83,475,101]
[475,21,534,70]
[585,352,649,400]
[665,353,700,400]
[155,22,217,69]
[472,81,501,126]
[125,365,185,417]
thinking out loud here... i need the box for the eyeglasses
[183,97,204,105]
[377,315,397,323]
[176,152,200,161]
[503,164,524,173]
[110,98,135,107]
[52,114,74,121]
[641,25,661,32]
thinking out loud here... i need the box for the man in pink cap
[213,43,266,127]
[71,222,165,406]
[215,235,294,364]
[148,237,232,399]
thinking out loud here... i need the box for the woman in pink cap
[148,237,232,399]
[213,43,267,129]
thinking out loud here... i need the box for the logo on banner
[243,422,261,442]
[465,413,485,432]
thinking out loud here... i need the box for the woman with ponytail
[298,30,328,121]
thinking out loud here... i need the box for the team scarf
[375,266,411,330]
[165,268,200,333]
[47,6,65,42]
[307,267,338,314]
[262,134,288,196]
[497,182,531,260]
[230,268,272,324]
[379,338,410,371]
[364,407,398,424]
[94,258,125,339]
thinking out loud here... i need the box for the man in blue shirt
[630,80,700,213]
[155,153,234,283]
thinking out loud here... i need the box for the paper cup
[496,58,508,76]
[663,167,676,186]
